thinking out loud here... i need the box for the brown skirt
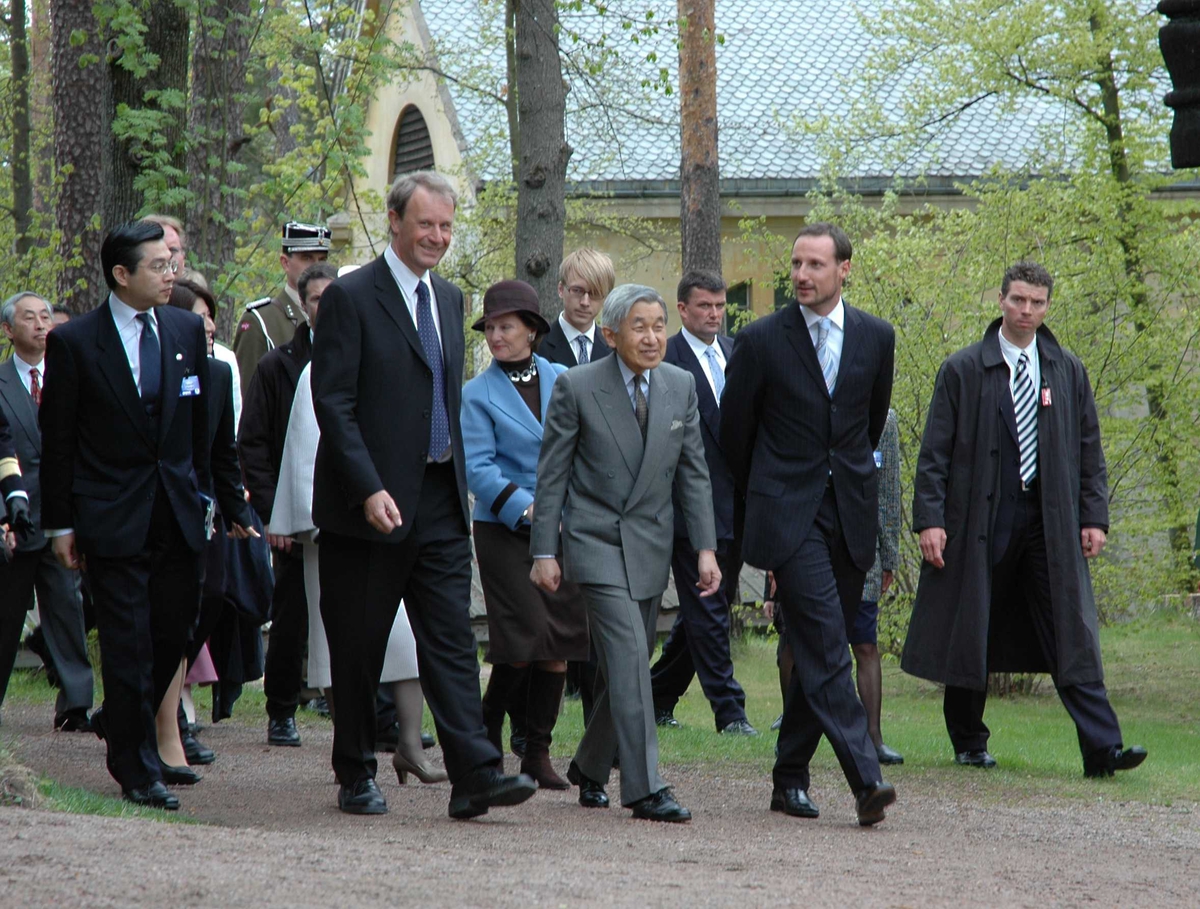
[473,521,590,664]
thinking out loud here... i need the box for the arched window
[391,105,436,182]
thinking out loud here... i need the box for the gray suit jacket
[0,357,44,551]
[531,354,716,601]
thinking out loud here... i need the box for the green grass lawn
[5,611,1198,812]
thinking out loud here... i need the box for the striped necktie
[1014,352,1038,484]
[816,317,836,394]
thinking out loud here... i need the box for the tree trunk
[188,0,252,339]
[677,0,721,277]
[51,0,106,311]
[9,0,34,257]
[104,0,191,226]
[504,0,520,185]
[513,0,571,319]
[28,0,52,214]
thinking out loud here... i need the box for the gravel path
[3,701,1197,908]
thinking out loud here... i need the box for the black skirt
[473,521,589,664]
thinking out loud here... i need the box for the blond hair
[558,248,615,299]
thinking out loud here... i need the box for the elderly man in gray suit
[530,283,719,823]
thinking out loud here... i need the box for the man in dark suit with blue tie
[311,171,536,818]
[721,223,897,826]
[40,221,256,810]
[649,270,755,736]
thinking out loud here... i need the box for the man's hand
[229,523,263,541]
[1081,527,1106,559]
[530,557,561,593]
[2,525,14,561]
[881,570,894,594]
[696,549,722,597]
[52,532,80,570]
[919,528,947,569]
[364,489,402,534]
[264,526,292,552]
[6,496,35,544]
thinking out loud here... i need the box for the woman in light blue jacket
[461,280,588,792]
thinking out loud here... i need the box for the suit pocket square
[670,419,684,430]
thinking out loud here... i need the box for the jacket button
[828,449,834,457]
[830,404,837,413]
[607,470,615,478]
[978,535,986,542]
[990,450,998,457]
[423,410,430,418]
[986,493,993,501]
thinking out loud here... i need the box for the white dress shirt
[680,327,725,402]
[997,328,1041,400]
[108,292,159,394]
[11,353,44,397]
[212,342,243,434]
[801,297,845,385]
[558,313,598,362]
[384,244,442,348]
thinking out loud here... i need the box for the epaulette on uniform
[246,297,272,310]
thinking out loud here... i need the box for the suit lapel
[432,272,461,384]
[996,367,1019,446]
[544,322,577,366]
[782,303,828,395]
[593,356,643,479]
[0,359,40,452]
[836,305,864,401]
[486,361,542,441]
[673,332,721,439]
[95,302,155,449]
[373,257,429,368]
[624,366,673,514]
[157,309,185,447]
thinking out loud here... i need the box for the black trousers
[944,492,1122,759]
[0,543,93,715]
[85,486,202,789]
[650,539,747,729]
[263,547,307,721]
[773,485,880,793]
[318,462,500,786]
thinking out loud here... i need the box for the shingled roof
[416,0,1079,193]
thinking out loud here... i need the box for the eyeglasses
[564,285,600,302]
[145,259,179,276]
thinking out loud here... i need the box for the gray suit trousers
[574,584,666,806]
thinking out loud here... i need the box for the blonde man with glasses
[538,248,616,368]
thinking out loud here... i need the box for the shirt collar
[616,353,649,391]
[558,313,595,344]
[108,292,156,332]
[283,282,301,307]
[384,243,427,299]
[800,297,845,332]
[997,326,1038,364]
[681,326,722,360]
[12,353,43,378]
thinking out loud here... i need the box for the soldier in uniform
[232,222,331,398]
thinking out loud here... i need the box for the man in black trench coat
[902,261,1146,777]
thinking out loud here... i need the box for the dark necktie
[575,335,590,365]
[136,312,162,408]
[28,367,41,407]
[415,281,451,458]
[1014,352,1038,484]
[634,376,648,440]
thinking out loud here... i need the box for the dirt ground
[2,700,1197,909]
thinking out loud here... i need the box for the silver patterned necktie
[816,317,836,394]
[575,335,590,365]
[703,346,725,401]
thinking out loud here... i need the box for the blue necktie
[703,346,725,401]
[415,281,450,458]
[136,312,161,408]
[816,317,836,395]
[575,335,590,365]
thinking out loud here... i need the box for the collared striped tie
[1014,352,1038,484]
[703,345,725,401]
[816,317,836,395]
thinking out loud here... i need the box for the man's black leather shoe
[630,788,692,823]
[338,778,387,815]
[182,729,215,765]
[448,766,537,820]
[655,708,681,728]
[158,760,201,786]
[954,749,997,768]
[1084,745,1148,778]
[421,732,436,749]
[770,713,783,731]
[720,719,760,736]
[123,781,180,811]
[769,787,819,818]
[268,716,301,747]
[855,782,896,827]
[90,706,108,741]
[566,760,609,808]
[876,743,905,765]
[54,709,92,733]
[376,722,399,753]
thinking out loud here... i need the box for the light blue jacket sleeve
[461,374,535,530]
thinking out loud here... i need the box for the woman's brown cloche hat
[471,279,551,334]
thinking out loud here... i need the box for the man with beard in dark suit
[721,222,897,826]
[40,221,257,809]
[311,170,535,818]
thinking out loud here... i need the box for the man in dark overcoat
[902,261,1146,778]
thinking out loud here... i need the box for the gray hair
[1,291,52,325]
[386,170,458,221]
[600,284,669,333]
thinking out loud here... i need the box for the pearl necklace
[504,359,538,384]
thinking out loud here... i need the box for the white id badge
[180,375,201,397]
